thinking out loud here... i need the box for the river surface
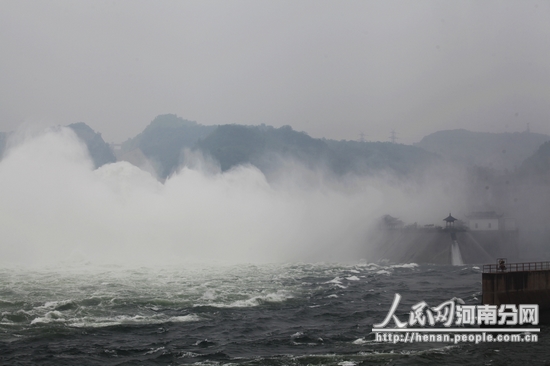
[0,262,548,365]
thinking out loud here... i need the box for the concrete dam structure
[368,212,519,265]
[482,261,550,320]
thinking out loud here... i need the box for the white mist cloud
[0,128,389,266]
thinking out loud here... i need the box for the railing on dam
[483,261,550,273]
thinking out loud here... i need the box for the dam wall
[368,228,518,264]
[368,229,453,264]
[482,262,550,310]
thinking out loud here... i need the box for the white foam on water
[68,314,201,328]
[144,347,165,355]
[356,263,380,269]
[338,362,357,366]
[200,290,218,301]
[326,277,343,285]
[203,291,293,308]
[30,311,65,325]
[390,263,418,269]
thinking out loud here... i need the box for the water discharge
[451,240,464,266]
[0,128,386,266]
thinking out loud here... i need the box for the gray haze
[0,128,378,265]
[2,1,550,143]
[0,127,468,266]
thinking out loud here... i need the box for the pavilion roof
[443,213,457,222]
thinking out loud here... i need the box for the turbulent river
[0,262,548,365]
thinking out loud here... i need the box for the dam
[368,212,519,265]
[482,260,550,320]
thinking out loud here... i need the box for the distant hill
[197,124,440,178]
[324,139,439,177]
[516,141,550,183]
[120,114,217,178]
[415,129,550,171]
[117,116,440,179]
[197,124,336,173]
[0,124,115,169]
[67,122,116,169]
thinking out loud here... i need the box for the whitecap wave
[67,313,200,328]
[203,291,293,308]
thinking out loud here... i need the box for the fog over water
[0,128,468,267]
[0,128,374,265]
[2,3,549,364]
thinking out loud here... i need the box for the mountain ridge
[415,128,550,171]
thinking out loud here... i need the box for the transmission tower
[389,129,398,144]
[358,132,366,143]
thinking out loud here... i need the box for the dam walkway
[483,260,550,315]
[483,261,550,273]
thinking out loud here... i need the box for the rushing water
[451,241,464,266]
[0,262,548,365]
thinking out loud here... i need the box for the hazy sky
[2,0,549,144]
